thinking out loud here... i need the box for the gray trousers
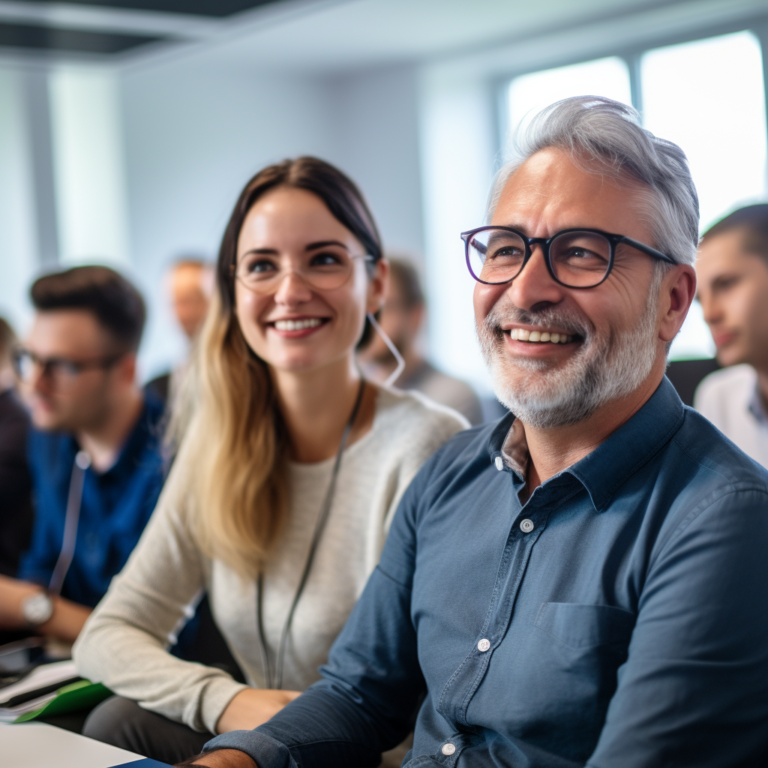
[83,695,212,765]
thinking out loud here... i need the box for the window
[504,30,768,361]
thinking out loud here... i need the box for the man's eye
[564,247,606,263]
[490,246,523,260]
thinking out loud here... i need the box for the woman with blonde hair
[74,157,467,764]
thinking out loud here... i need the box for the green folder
[13,679,112,722]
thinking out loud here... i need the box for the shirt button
[477,638,491,652]
[494,456,504,471]
[520,518,534,533]
[442,743,456,756]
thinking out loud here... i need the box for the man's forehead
[492,148,648,237]
[28,309,110,352]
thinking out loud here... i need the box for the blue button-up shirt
[206,378,768,767]
[18,393,166,607]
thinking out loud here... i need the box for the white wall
[118,55,338,378]
[0,64,41,337]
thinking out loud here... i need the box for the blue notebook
[112,760,173,767]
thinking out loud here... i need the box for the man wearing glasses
[193,97,768,768]
[0,266,165,646]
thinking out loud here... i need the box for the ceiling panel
[15,0,283,18]
[0,20,162,53]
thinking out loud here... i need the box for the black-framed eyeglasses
[461,226,676,289]
[13,348,123,387]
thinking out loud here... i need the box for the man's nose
[505,245,565,310]
[273,268,314,304]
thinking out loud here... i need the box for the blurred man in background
[694,204,768,466]
[359,256,484,424]
[0,266,165,645]
[0,317,33,578]
[146,257,212,404]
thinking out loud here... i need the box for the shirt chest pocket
[534,602,636,648]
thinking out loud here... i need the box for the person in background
[359,256,484,424]
[146,257,213,404]
[0,266,165,645]
[694,204,768,466]
[73,157,467,765]
[0,317,33,578]
[190,98,768,768]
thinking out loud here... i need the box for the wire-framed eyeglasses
[461,226,677,289]
[232,249,375,294]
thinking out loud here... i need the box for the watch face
[23,592,54,626]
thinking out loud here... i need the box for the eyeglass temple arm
[619,236,677,265]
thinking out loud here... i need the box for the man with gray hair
[190,97,768,768]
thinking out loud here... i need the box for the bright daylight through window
[505,30,768,361]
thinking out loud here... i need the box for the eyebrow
[240,240,350,258]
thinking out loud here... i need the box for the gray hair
[488,96,699,266]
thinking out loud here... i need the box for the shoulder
[694,365,754,409]
[667,406,768,505]
[373,387,469,443]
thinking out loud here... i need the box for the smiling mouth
[272,318,328,331]
[507,329,576,344]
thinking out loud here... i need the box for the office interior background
[0,0,766,396]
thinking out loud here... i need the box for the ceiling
[0,0,303,55]
[0,0,764,69]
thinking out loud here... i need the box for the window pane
[507,57,631,139]
[642,31,767,360]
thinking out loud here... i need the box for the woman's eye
[245,258,277,275]
[310,252,344,267]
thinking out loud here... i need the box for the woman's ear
[367,258,390,315]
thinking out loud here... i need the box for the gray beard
[477,291,660,429]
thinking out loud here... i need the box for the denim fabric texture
[18,391,166,607]
[206,377,768,768]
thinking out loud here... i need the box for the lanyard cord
[48,450,91,596]
[256,378,367,690]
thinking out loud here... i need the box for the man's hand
[177,748,258,767]
[0,574,40,628]
[216,688,301,733]
[0,574,91,643]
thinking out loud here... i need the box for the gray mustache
[484,305,591,338]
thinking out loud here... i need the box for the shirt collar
[66,391,164,477]
[487,377,686,510]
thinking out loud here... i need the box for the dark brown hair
[30,265,146,352]
[702,203,768,263]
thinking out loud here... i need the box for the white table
[1,721,152,768]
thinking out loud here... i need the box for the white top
[694,364,768,467]
[73,388,467,735]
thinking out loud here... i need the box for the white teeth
[274,318,323,331]
[510,329,572,344]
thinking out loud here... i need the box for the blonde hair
[168,157,383,578]
[170,291,289,578]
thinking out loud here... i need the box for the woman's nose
[273,268,314,304]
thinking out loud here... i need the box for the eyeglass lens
[235,251,363,293]
[14,351,79,385]
[467,229,613,288]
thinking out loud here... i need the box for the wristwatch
[21,591,54,627]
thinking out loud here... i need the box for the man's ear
[116,351,138,386]
[367,258,389,315]
[658,264,696,343]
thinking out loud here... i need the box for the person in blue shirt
[0,265,165,645]
[191,96,768,768]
